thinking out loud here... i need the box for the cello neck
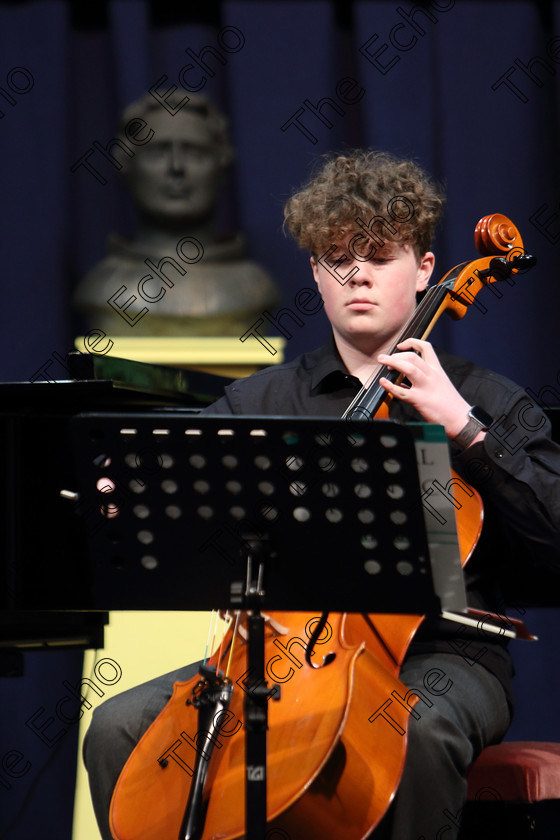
[342,275,458,421]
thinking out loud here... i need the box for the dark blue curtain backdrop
[1,1,559,836]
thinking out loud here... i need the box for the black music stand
[70,414,465,840]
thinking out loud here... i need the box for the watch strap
[453,405,493,449]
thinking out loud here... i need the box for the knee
[405,706,474,778]
[83,693,138,771]
[82,661,202,772]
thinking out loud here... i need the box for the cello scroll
[443,213,536,320]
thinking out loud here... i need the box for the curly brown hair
[283,150,444,260]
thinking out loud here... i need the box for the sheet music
[411,424,467,613]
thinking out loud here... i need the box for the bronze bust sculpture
[74,93,279,336]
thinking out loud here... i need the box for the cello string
[209,610,221,670]
[225,611,242,678]
[216,611,231,675]
[202,610,217,665]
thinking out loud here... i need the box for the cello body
[111,613,417,840]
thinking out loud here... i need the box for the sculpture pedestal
[74,335,286,379]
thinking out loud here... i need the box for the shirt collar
[308,334,361,392]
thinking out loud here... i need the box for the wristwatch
[453,405,493,449]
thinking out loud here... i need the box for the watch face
[470,405,494,429]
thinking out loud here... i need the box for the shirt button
[494,448,504,458]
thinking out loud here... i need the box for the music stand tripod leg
[239,563,281,840]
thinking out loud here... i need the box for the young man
[84,151,560,840]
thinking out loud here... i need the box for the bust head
[118,93,234,228]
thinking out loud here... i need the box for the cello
[109,214,535,840]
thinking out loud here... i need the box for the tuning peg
[510,253,537,271]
